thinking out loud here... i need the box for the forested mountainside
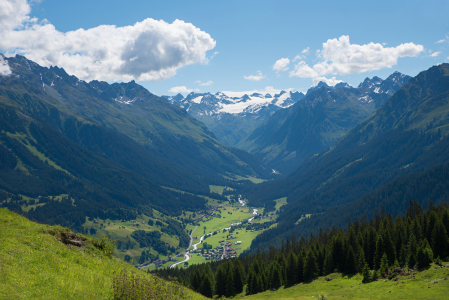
[1,55,270,189]
[0,55,268,232]
[154,201,449,298]
[236,72,411,174]
[163,91,305,146]
[234,63,449,251]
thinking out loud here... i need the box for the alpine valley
[2,55,449,300]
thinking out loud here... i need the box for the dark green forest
[154,201,449,298]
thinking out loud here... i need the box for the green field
[243,265,449,299]
[209,185,226,195]
[82,213,180,264]
[0,208,205,300]
[273,197,287,211]
[234,175,267,184]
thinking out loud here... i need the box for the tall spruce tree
[286,251,297,286]
[345,245,357,274]
[303,250,318,281]
[431,219,448,259]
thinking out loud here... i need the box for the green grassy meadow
[0,208,205,300]
[243,266,449,299]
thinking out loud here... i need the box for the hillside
[0,208,205,300]
[236,72,411,174]
[1,54,270,189]
[238,63,449,250]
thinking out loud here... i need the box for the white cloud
[244,70,266,81]
[168,86,199,94]
[436,34,448,43]
[221,86,297,98]
[195,80,213,86]
[313,76,342,87]
[290,35,424,85]
[0,54,11,76]
[0,0,216,82]
[302,47,310,54]
[430,51,442,57]
[293,55,302,61]
[272,58,290,74]
[200,81,213,86]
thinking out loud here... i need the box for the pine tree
[200,275,214,298]
[225,263,235,297]
[357,248,366,273]
[286,251,297,286]
[270,263,282,290]
[323,251,333,275]
[296,251,305,283]
[250,273,259,295]
[431,219,448,259]
[362,262,371,283]
[233,261,245,294]
[303,250,318,281]
[373,235,384,270]
[191,269,201,292]
[407,233,418,269]
[416,239,433,269]
[246,269,254,295]
[379,253,389,276]
[345,245,357,274]
[215,266,226,297]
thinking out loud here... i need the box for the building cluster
[191,205,223,223]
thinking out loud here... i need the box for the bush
[112,269,190,300]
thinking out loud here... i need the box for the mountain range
[242,63,449,252]
[163,90,305,146]
[0,54,269,229]
[236,71,411,173]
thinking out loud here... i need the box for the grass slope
[0,208,205,300]
[244,267,449,300]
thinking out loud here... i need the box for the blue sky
[1,0,448,96]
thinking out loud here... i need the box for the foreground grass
[244,267,449,300]
[0,208,205,300]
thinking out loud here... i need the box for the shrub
[112,269,190,300]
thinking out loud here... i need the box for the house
[235,241,241,245]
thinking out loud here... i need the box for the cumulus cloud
[290,35,424,85]
[0,54,11,76]
[0,0,216,82]
[168,86,199,94]
[244,70,266,81]
[302,47,310,54]
[273,58,290,74]
[430,51,441,57]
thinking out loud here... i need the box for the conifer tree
[296,251,305,283]
[191,269,201,292]
[246,269,254,295]
[345,245,357,274]
[356,248,366,273]
[379,253,389,275]
[250,273,259,295]
[233,261,245,294]
[431,219,448,259]
[200,275,214,298]
[286,251,297,286]
[215,266,226,297]
[225,265,235,297]
[270,263,282,290]
[323,251,334,275]
[303,250,318,281]
[373,235,384,270]
[362,262,371,283]
[416,239,433,269]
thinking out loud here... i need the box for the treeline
[153,201,449,298]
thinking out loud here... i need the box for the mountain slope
[2,54,269,186]
[0,208,205,299]
[240,63,449,250]
[163,90,305,146]
[236,72,411,173]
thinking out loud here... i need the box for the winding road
[169,204,258,269]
